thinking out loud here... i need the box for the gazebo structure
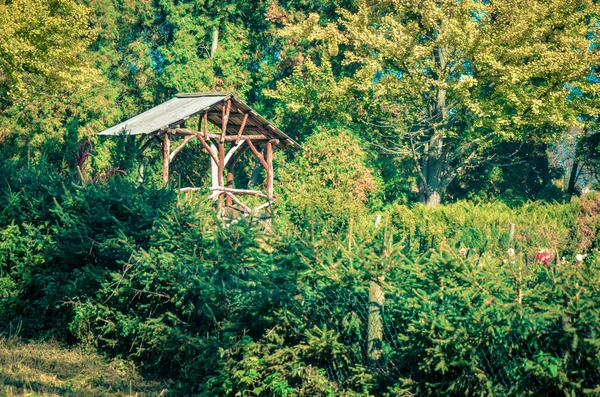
[98,92,300,217]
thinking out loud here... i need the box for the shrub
[278,127,382,234]
[386,199,583,258]
[0,158,174,335]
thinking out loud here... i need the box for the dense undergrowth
[1,159,600,396]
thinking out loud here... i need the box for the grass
[0,337,168,396]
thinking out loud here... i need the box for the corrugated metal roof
[98,92,301,149]
[98,94,228,136]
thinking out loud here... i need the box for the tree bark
[210,26,219,59]
[567,158,580,202]
[368,277,384,362]
[417,46,449,207]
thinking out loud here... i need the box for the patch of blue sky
[151,49,165,74]
[374,69,403,83]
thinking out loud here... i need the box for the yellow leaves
[279,12,344,57]
[0,0,98,100]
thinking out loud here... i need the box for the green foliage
[0,158,174,335]
[0,0,96,101]
[273,0,600,204]
[278,127,382,234]
[1,154,600,395]
[387,200,583,257]
[0,223,48,318]
[2,1,600,395]
[381,249,600,396]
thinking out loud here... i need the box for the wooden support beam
[218,142,225,209]
[168,129,270,140]
[226,192,252,214]
[180,187,202,193]
[266,140,274,199]
[193,113,220,165]
[193,131,219,165]
[221,99,231,143]
[253,201,274,213]
[169,134,195,162]
[209,187,269,199]
[226,169,234,206]
[223,140,245,166]
[138,135,155,157]
[213,133,268,140]
[235,113,249,143]
[162,133,170,183]
[246,139,268,170]
[224,142,245,207]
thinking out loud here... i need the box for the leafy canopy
[273,0,600,204]
[0,0,96,101]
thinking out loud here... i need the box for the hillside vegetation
[1,161,600,395]
[1,0,600,395]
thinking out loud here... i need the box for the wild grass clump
[0,336,166,396]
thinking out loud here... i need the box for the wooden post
[226,165,234,207]
[162,133,170,183]
[266,140,274,199]
[368,277,384,362]
[368,215,384,363]
[508,223,515,248]
[209,143,219,190]
[218,142,225,209]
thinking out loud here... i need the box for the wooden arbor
[98,92,300,217]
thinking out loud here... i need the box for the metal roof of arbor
[98,92,300,149]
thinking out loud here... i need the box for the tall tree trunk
[419,46,448,207]
[419,158,444,207]
[210,26,219,59]
[567,158,580,202]
[540,144,551,187]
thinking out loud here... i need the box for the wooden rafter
[235,113,249,143]
[169,134,195,162]
[246,139,268,170]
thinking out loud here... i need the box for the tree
[566,126,600,200]
[278,127,382,233]
[0,0,95,101]
[273,0,600,206]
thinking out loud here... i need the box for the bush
[2,157,600,395]
[0,158,174,335]
[386,200,584,259]
[68,210,600,395]
[278,127,382,235]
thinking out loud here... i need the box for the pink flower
[507,248,515,256]
[459,247,468,255]
[535,250,554,266]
